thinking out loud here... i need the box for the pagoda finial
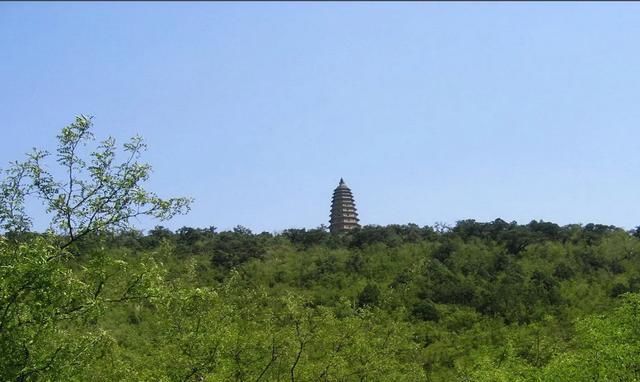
[339,178,345,185]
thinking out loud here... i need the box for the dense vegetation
[2,117,640,381]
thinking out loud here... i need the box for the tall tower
[330,178,360,233]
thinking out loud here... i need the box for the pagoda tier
[329,178,360,233]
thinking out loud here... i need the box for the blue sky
[1,2,640,232]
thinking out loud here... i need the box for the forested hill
[111,219,640,321]
[9,219,637,381]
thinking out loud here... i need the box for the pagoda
[330,178,360,233]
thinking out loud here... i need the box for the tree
[0,116,191,381]
[0,115,191,250]
[0,238,165,381]
[211,226,267,269]
[356,283,381,308]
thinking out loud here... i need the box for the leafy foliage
[0,115,191,249]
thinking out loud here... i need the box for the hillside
[3,221,638,380]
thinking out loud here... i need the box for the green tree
[357,283,381,308]
[0,116,190,381]
[0,115,191,249]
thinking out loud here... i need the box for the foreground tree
[0,115,191,380]
[0,115,191,249]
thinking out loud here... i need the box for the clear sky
[2,2,640,233]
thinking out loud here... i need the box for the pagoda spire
[329,178,360,233]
